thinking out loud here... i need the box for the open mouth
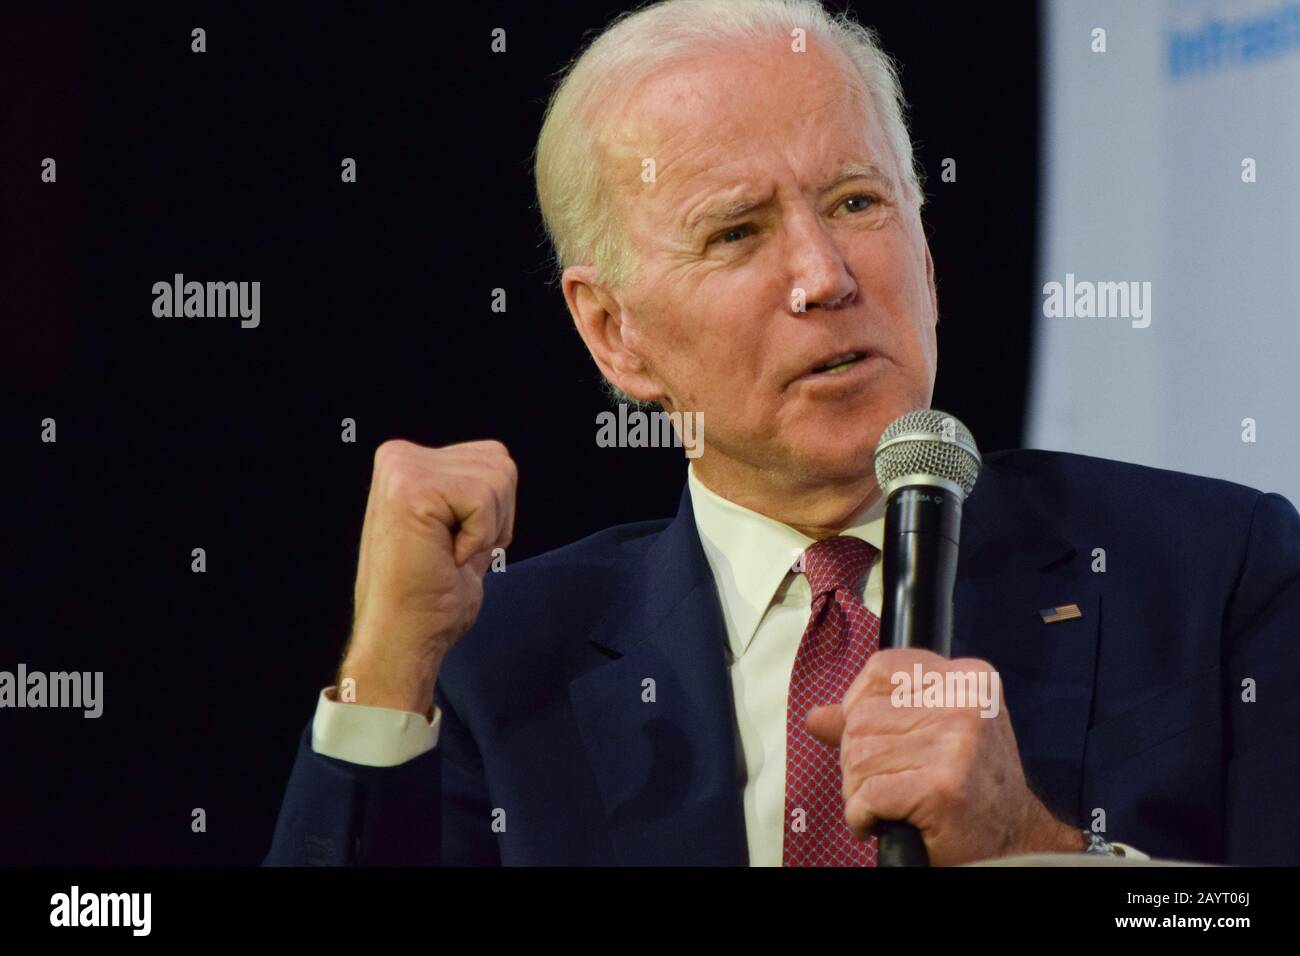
[810,351,868,375]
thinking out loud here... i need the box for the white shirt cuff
[310,686,441,767]
[1112,842,1150,860]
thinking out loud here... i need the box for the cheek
[659,280,758,379]
[859,236,935,358]
[623,298,711,399]
[913,273,939,368]
[913,302,938,361]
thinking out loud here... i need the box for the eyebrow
[682,161,891,234]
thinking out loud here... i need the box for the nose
[784,208,858,314]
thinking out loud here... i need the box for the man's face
[592,39,938,484]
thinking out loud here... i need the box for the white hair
[533,0,923,293]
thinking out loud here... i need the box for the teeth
[815,352,862,372]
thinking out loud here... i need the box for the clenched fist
[336,438,517,714]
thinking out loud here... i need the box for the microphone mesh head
[874,409,982,497]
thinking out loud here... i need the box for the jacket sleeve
[1223,491,1300,864]
[262,681,500,866]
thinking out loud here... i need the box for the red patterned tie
[783,535,881,867]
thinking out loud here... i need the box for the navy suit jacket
[265,449,1300,865]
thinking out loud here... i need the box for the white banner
[1028,0,1300,502]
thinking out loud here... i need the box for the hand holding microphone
[807,410,1085,865]
[870,409,981,866]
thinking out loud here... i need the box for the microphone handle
[875,485,963,867]
[876,820,930,867]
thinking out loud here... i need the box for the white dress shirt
[686,465,885,865]
[311,464,1145,863]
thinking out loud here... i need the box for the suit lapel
[568,487,748,865]
[952,458,1100,823]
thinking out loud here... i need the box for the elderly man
[265,0,1300,866]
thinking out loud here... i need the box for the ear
[562,264,666,404]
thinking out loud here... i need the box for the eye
[712,224,754,245]
[839,194,877,214]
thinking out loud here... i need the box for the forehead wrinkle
[669,94,892,236]
[615,124,753,238]
[604,45,895,245]
[679,157,892,235]
[822,160,894,193]
[596,114,696,249]
[682,188,771,232]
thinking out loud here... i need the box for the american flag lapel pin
[1039,603,1083,624]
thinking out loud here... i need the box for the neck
[691,458,881,540]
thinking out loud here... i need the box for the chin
[783,434,880,483]
[783,403,912,481]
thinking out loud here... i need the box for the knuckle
[861,658,889,691]
[468,438,510,459]
[382,470,420,509]
[844,699,875,736]
[843,735,877,776]
[482,444,518,484]
[374,439,409,470]
[948,729,976,769]
[485,468,509,498]
[857,771,887,805]
[470,479,498,511]
[933,767,963,804]
[950,656,991,675]
[843,794,869,829]
[431,478,469,514]
[865,649,903,685]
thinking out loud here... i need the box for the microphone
[870,409,982,866]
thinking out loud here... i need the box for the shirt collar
[687,465,886,658]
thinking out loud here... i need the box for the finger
[486,461,517,553]
[496,466,517,551]
[842,648,941,714]
[844,689,932,739]
[840,725,938,802]
[844,789,881,839]
[464,548,494,577]
[805,703,845,745]
[844,766,927,839]
[448,483,501,566]
[421,463,515,556]
[838,653,896,717]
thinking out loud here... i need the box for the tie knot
[800,535,877,598]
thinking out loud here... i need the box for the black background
[0,1,1039,864]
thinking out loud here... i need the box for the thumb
[805,703,845,746]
